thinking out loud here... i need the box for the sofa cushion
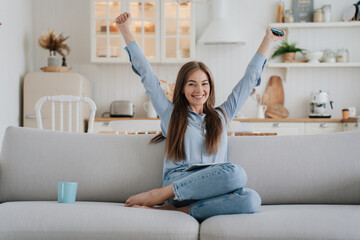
[227,130,360,204]
[0,127,166,203]
[200,205,360,240]
[0,201,199,240]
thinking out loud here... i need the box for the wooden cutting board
[262,76,284,106]
[265,104,289,118]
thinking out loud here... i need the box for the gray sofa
[0,126,359,240]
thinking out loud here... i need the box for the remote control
[271,27,284,36]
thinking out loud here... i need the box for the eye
[202,82,209,86]
[188,83,195,86]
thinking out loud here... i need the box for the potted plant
[38,29,70,67]
[271,41,304,62]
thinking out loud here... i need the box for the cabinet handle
[25,114,37,119]
[103,122,110,126]
[343,123,348,127]
[320,123,328,128]
[355,123,359,128]
[273,123,280,127]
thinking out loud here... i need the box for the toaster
[110,101,134,117]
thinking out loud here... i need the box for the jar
[323,49,336,63]
[322,4,331,22]
[336,48,349,63]
[276,0,284,23]
[284,9,294,23]
[313,9,324,22]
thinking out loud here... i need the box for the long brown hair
[151,61,226,162]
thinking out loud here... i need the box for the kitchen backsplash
[33,0,360,119]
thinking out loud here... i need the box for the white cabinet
[93,121,113,133]
[91,0,195,63]
[241,121,348,136]
[343,122,359,132]
[94,119,356,135]
[249,122,305,136]
[160,0,195,63]
[305,122,343,135]
[92,118,161,133]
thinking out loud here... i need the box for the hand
[256,26,286,57]
[115,12,132,32]
[265,26,286,42]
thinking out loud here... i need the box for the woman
[116,12,284,222]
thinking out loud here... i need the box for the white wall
[31,0,360,119]
[199,0,360,119]
[0,0,34,148]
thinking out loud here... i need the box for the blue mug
[58,182,78,203]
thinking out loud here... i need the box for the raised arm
[219,26,285,121]
[116,12,135,44]
[116,13,172,120]
[257,26,285,58]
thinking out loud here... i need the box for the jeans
[162,163,261,222]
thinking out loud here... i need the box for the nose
[195,84,203,92]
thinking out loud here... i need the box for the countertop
[94,117,358,123]
[234,118,358,123]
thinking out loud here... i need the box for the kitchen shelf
[270,21,360,29]
[267,21,360,82]
[267,62,360,68]
[267,62,360,81]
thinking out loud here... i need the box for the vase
[62,57,67,67]
[282,52,296,62]
[48,50,59,66]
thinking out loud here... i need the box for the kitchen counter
[94,117,358,123]
[234,118,358,123]
[95,117,159,121]
[91,117,358,135]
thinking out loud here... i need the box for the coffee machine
[309,90,334,118]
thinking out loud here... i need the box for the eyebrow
[187,80,208,82]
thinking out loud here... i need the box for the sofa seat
[200,205,360,240]
[0,201,199,240]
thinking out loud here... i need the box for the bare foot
[132,203,189,214]
[125,189,158,207]
[125,185,175,207]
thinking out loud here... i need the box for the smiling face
[183,69,210,114]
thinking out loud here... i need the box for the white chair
[109,120,161,135]
[35,95,97,133]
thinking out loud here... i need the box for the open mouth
[192,94,205,99]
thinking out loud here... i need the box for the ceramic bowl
[303,51,324,63]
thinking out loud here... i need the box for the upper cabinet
[161,0,195,63]
[90,0,195,63]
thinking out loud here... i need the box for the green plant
[271,41,304,59]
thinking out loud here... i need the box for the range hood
[198,0,245,45]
